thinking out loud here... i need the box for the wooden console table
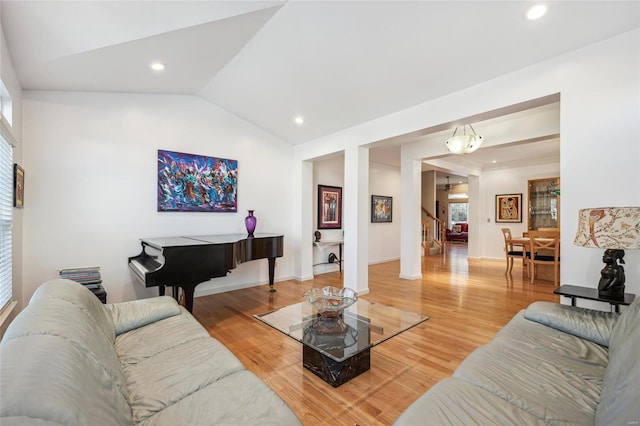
[554,284,635,313]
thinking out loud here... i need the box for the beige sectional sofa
[395,296,640,425]
[0,279,301,425]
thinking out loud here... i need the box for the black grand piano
[128,233,283,313]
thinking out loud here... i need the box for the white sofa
[0,279,301,425]
[395,296,640,425]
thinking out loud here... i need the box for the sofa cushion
[115,308,246,423]
[394,377,547,425]
[106,295,181,335]
[30,278,116,342]
[137,370,302,426]
[493,311,609,366]
[596,296,640,425]
[524,301,618,347]
[1,311,132,425]
[453,340,605,424]
[2,298,128,393]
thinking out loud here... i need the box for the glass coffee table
[254,299,428,387]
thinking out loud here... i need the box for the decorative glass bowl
[303,286,357,318]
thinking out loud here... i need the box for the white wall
[311,156,401,273]
[15,29,640,308]
[481,163,560,260]
[421,171,435,216]
[312,156,344,274]
[294,29,640,297]
[369,161,401,264]
[0,18,24,311]
[21,91,295,306]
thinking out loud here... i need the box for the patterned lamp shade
[573,207,640,249]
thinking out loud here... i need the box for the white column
[294,159,315,281]
[400,152,422,280]
[343,146,369,294]
[467,174,482,259]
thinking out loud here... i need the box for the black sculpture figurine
[314,231,322,242]
[598,249,626,297]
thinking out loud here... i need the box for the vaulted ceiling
[1,0,638,172]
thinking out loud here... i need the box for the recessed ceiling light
[492,160,497,163]
[150,62,166,71]
[294,116,304,125]
[526,4,547,20]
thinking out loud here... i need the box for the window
[0,130,12,311]
[447,192,468,200]
[449,202,468,228]
[0,79,12,127]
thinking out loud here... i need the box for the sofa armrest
[524,301,618,347]
[106,296,182,335]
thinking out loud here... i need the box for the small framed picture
[371,195,392,223]
[13,163,24,208]
[495,193,522,223]
[318,185,342,229]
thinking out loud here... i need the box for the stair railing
[421,207,446,254]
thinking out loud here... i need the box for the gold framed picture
[14,163,24,208]
[495,193,522,223]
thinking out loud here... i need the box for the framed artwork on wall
[371,195,392,223]
[157,149,238,212]
[318,185,342,229]
[495,193,522,223]
[13,163,24,208]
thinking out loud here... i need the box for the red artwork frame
[318,185,342,229]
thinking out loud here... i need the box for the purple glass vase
[245,210,257,237]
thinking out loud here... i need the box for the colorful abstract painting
[157,149,238,212]
[371,195,392,223]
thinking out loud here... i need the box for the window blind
[0,130,12,311]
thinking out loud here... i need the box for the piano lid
[189,233,283,244]
[140,234,284,249]
[140,237,214,250]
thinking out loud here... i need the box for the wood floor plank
[193,243,558,425]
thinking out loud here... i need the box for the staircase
[421,207,446,255]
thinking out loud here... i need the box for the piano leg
[268,257,277,293]
[183,288,195,313]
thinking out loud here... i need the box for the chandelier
[445,124,483,154]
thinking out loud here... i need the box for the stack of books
[59,266,102,290]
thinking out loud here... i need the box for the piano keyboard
[129,257,161,280]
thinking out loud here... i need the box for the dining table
[507,234,560,282]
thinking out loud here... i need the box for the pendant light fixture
[445,124,484,154]
[444,176,452,192]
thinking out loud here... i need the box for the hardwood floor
[193,244,559,425]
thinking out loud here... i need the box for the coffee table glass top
[254,299,428,363]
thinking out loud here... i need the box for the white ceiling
[1,1,638,170]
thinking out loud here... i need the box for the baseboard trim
[194,275,295,298]
[369,257,400,265]
[399,273,422,280]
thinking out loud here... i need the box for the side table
[313,240,343,274]
[85,283,107,304]
[554,284,635,313]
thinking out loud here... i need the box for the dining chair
[501,228,526,275]
[528,230,560,286]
